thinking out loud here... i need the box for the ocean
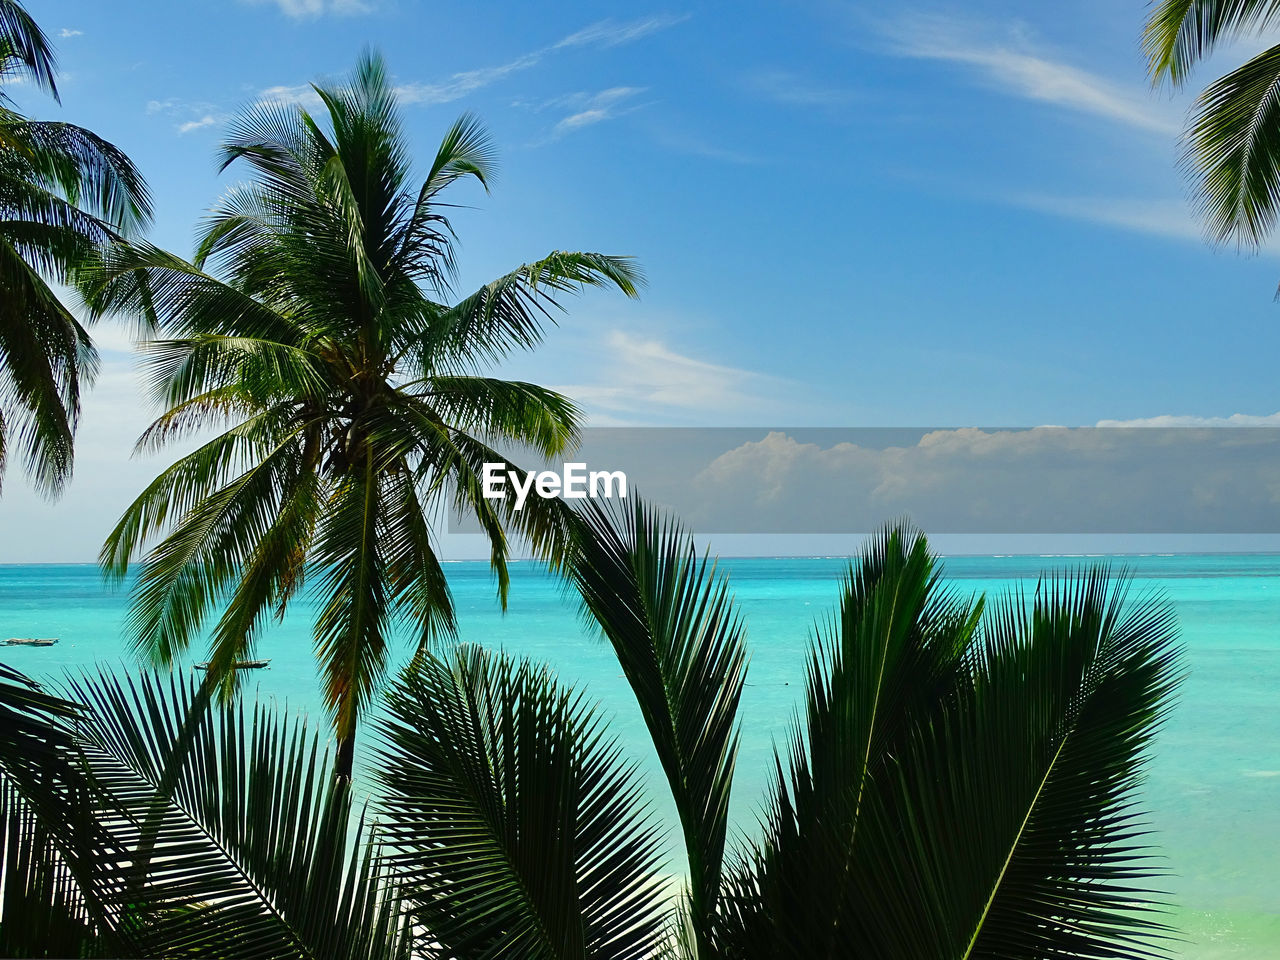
[1,553,1277,958]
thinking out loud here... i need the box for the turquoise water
[2,554,1278,957]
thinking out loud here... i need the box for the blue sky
[6,0,1280,559]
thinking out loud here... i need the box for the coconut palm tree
[77,51,640,779]
[0,509,1182,958]
[0,509,1183,958]
[0,0,150,494]
[1145,0,1280,247]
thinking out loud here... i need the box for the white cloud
[1001,191,1280,251]
[244,0,372,18]
[146,98,228,134]
[394,53,545,106]
[878,12,1179,136]
[672,425,1280,534]
[557,330,788,424]
[653,131,763,165]
[367,14,685,108]
[1096,411,1280,427]
[58,28,83,38]
[555,14,691,49]
[747,69,860,107]
[1006,193,1205,243]
[256,83,324,110]
[550,87,647,136]
[178,115,219,134]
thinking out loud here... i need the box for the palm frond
[715,523,980,958]
[0,0,57,98]
[376,645,669,960]
[1184,42,1280,245]
[570,496,747,957]
[0,235,94,494]
[716,532,1180,960]
[4,119,152,233]
[1145,0,1280,86]
[413,251,644,371]
[420,375,581,458]
[49,668,410,960]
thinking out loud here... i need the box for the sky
[5,0,1280,560]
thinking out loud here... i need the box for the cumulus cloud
[525,426,1280,534]
[58,28,83,38]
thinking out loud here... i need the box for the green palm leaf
[1144,1,1280,247]
[376,645,669,960]
[0,0,58,97]
[0,4,150,492]
[569,497,747,958]
[1145,0,1280,86]
[716,527,1180,960]
[47,668,408,959]
[1183,44,1280,245]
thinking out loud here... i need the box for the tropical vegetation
[77,51,639,779]
[0,0,150,494]
[0,3,1189,957]
[0,500,1183,959]
[1146,0,1280,246]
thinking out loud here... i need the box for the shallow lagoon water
[2,553,1277,957]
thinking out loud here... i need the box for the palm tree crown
[0,0,150,494]
[79,51,641,778]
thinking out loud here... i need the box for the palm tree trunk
[335,731,355,780]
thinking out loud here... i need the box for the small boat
[193,659,271,670]
[3,637,59,647]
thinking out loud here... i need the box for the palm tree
[0,0,151,493]
[77,51,641,779]
[1145,1,1280,247]
[0,508,1182,958]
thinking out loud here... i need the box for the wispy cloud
[747,69,860,108]
[550,87,647,136]
[58,28,83,38]
[394,53,546,106]
[558,330,789,424]
[877,12,1178,135]
[244,0,373,18]
[1006,193,1204,243]
[555,14,691,50]
[146,98,228,135]
[386,13,686,107]
[651,130,764,165]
